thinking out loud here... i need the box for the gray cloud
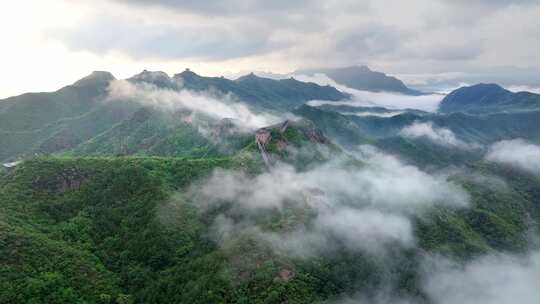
[48,0,540,92]
[333,24,406,58]
[112,0,315,14]
[54,14,287,60]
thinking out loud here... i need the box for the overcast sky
[1,0,539,98]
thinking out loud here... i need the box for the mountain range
[2,67,540,303]
[438,83,540,114]
[296,65,425,95]
[0,69,347,162]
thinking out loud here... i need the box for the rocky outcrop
[255,128,273,170]
[255,119,330,170]
[32,167,91,193]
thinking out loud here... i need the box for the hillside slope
[438,83,540,114]
[0,69,349,162]
[2,123,539,303]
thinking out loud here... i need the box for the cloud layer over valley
[299,73,444,112]
[190,145,469,257]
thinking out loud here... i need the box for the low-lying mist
[295,73,444,112]
[485,139,540,175]
[106,79,280,131]
[400,121,479,150]
[188,145,469,259]
[423,250,540,304]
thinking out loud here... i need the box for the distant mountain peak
[295,65,424,95]
[130,70,170,82]
[73,71,116,87]
[236,72,262,82]
[128,70,180,88]
[358,65,371,71]
[174,68,202,80]
[438,83,540,114]
[465,83,506,91]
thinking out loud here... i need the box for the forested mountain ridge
[2,120,539,303]
[438,83,540,114]
[296,65,425,95]
[3,68,540,304]
[0,70,349,163]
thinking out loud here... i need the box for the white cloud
[298,73,444,112]
[485,139,540,175]
[192,145,469,256]
[197,146,469,212]
[507,85,540,94]
[106,79,278,130]
[424,251,540,304]
[343,111,404,118]
[315,207,414,252]
[400,121,475,149]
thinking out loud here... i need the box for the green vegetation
[1,142,539,303]
[439,83,540,114]
[2,70,540,303]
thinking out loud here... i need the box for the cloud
[332,293,415,304]
[401,67,540,93]
[332,24,406,58]
[400,121,475,149]
[197,146,469,212]
[54,14,287,61]
[298,73,444,112]
[106,79,278,130]
[485,139,540,175]
[507,85,540,94]
[423,250,540,304]
[111,0,325,17]
[314,208,414,251]
[191,145,469,256]
[5,0,540,98]
[342,111,404,118]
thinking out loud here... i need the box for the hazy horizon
[2,0,540,98]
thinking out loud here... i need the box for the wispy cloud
[400,121,476,149]
[343,111,404,118]
[507,85,540,94]
[190,145,469,257]
[485,139,540,175]
[107,79,279,130]
[298,73,444,112]
[423,250,540,304]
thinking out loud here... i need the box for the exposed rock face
[255,128,273,170]
[211,118,237,142]
[255,129,272,146]
[276,268,294,282]
[304,128,327,144]
[32,167,90,193]
[255,119,329,170]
